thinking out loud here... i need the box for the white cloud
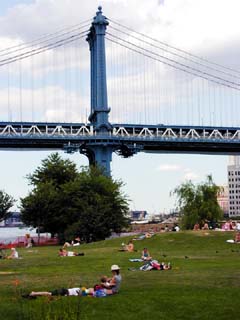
[0,0,239,57]
[156,164,181,171]
[0,85,89,122]
[183,171,199,181]
[0,0,239,127]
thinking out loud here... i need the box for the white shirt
[68,288,81,296]
[12,250,19,258]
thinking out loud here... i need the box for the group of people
[128,247,171,271]
[193,220,240,231]
[193,223,209,231]
[23,264,122,299]
[132,232,154,241]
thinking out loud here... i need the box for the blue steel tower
[86,6,113,175]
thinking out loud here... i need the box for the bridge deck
[0,122,240,154]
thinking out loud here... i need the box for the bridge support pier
[86,6,112,175]
[92,146,112,176]
[80,144,113,176]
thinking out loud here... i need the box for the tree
[60,166,129,242]
[21,153,79,238]
[20,154,129,242]
[173,175,223,229]
[0,190,15,222]
[20,182,61,236]
[27,153,78,187]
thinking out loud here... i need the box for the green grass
[0,231,240,319]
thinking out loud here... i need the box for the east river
[0,227,48,242]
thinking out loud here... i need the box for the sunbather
[58,248,84,256]
[23,265,121,299]
[7,248,19,259]
[235,232,240,243]
[23,287,82,299]
[141,248,152,261]
[119,240,135,252]
[88,264,122,296]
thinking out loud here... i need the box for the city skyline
[0,0,239,213]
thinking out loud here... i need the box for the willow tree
[0,190,15,222]
[173,175,223,229]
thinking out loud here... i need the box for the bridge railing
[0,122,240,143]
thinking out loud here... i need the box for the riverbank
[1,231,239,320]
[0,227,49,243]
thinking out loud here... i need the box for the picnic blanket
[129,258,143,262]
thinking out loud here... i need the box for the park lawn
[0,230,239,320]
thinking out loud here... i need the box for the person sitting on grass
[235,232,240,243]
[7,248,19,259]
[62,241,71,248]
[88,264,122,296]
[119,240,135,252]
[127,240,135,252]
[72,237,81,246]
[99,264,122,295]
[141,248,152,261]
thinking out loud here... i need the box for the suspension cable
[0,31,88,67]
[106,33,240,91]
[0,19,91,56]
[109,18,240,76]
[108,25,240,81]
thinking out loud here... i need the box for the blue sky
[0,1,34,15]
[0,0,238,214]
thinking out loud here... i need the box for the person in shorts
[23,287,82,298]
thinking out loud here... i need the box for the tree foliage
[27,153,78,187]
[0,190,15,222]
[60,166,129,242]
[173,175,223,229]
[20,153,129,242]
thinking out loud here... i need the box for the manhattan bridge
[0,7,240,175]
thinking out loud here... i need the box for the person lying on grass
[22,265,121,299]
[22,287,82,299]
[58,248,84,257]
[129,260,171,271]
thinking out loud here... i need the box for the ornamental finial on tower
[93,6,108,25]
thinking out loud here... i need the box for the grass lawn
[0,230,240,320]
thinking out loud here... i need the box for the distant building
[129,210,147,221]
[217,185,229,216]
[228,156,240,217]
[3,212,24,227]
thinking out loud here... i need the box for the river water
[0,227,48,243]
[0,228,138,244]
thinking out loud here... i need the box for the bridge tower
[85,6,113,175]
